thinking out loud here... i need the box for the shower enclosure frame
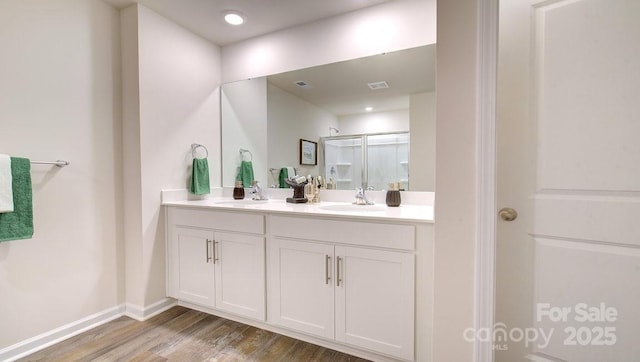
[320,131,409,190]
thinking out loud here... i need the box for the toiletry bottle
[304,177,315,202]
[313,177,320,203]
[307,176,319,203]
[327,178,335,190]
[233,180,245,200]
[386,182,401,207]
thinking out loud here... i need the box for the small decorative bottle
[326,178,335,190]
[386,182,401,207]
[233,180,245,200]
[304,178,315,202]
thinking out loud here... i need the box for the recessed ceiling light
[365,107,373,112]
[224,11,245,26]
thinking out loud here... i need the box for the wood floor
[19,306,370,362]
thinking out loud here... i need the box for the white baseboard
[0,304,126,362]
[0,298,177,361]
[125,298,177,321]
[526,353,568,362]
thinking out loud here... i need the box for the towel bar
[31,160,69,167]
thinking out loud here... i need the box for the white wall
[122,4,221,307]
[221,0,436,83]
[120,3,144,313]
[221,78,268,187]
[338,109,409,135]
[0,0,123,349]
[410,92,436,191]
[433,0,478,361]
[267,83,338,185]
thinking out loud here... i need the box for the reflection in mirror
[323,136,364,190]
[367,132,410,190]
[221,44,435,191]
[322,132,409,191]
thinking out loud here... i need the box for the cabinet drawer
[168,207,264,234]
[270,215,414,251]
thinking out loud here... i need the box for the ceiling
[267,44,436,116]
[103,0,395,46]
[103,0,434,116]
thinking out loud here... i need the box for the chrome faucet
[251,181,268,200]
[353,187,374,205]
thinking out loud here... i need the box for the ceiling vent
[294,80,312,89]
[367,81,389,90]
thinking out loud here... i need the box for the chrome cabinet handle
[336,256,343,287]
[325,255,331,284]
[213,241,219,264]
[205,239,212,263]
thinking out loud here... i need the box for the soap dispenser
[386,182,401,207]
[233,180,245,200]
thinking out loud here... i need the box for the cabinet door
[335,246,415,361]
[168,226,215,308]
[214,232,265,321]
[268,237,335,339]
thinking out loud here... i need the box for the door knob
[498,207,518,221]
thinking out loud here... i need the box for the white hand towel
[0,154,14,213]
[286,167,296,177]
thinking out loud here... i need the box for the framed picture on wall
[300,139,317,165]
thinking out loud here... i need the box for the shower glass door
[367,133,409,190]
[322,137,363,190]
[322,132,409,191]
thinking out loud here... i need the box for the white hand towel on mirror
[0,154,14,213]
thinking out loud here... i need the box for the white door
[169,226,215,308]
[268,237,335,339]
[335,246,414,361]
[497,0,640,361]
[214,232,265,321]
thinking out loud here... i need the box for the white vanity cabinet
[164,201,431,362]
[269,237,335,339]
[169,226,216,307]
[268,215,416,361]
[167,207,266,321]
[334,245,414,360]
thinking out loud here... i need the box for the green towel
[190,158,210,195]
[279,168,289,188]
[237,161,254,188]
[0,157,33,242]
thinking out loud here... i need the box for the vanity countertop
[162,197,433,223]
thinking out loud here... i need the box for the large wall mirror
[221,44,436,191]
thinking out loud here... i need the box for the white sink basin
[318,204,386,212]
